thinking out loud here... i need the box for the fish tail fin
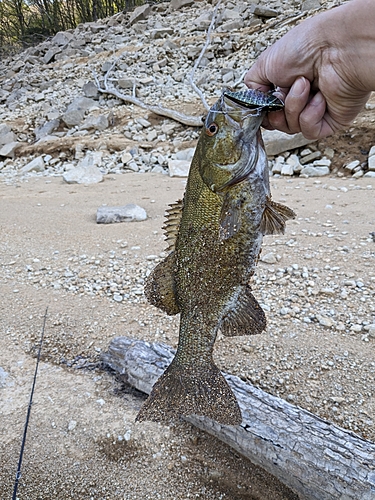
[136,360,242,425]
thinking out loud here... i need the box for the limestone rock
[250,5,279,17]
[150,28,174,39]
[260,252,277,264]
[169,0,194,11]
[80,114,109,131]
[174,147,195,162]
[345,160,360,171]
[301,166,330,177]
[82,81,99,99]
[368,155,375,171]
[66,97,96,113]
[263,130,315,156]
[62,109,85,127]
[43,47,62,64]
[63,165,103,184]
[21,156,45,173]
[218,19,244,31]
[168,159,190,177]
[0,125,16,146]
[52,31,74,46]
[63,151,104,184]
[96,204,147,223]
[129,4,151,25]
[0,141,20,158]
[302,0,321,11]
[34,119,60,141]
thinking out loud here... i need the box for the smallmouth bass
[137,89,295,425]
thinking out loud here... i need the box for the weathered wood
[102,337,375,500]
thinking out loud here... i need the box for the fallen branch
[93,71,204,127]
[102,337,375,500]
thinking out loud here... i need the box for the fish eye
[206,122,219,136]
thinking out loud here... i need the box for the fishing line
[12,307,48,500]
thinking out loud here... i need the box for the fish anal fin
[220,285,266,337]
[136,360,242,425]
[144,252,179,315]
[260,197,296,235]
[163,199,183,251]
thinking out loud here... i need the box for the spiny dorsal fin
[144,252,179,315]
[260,197,296,235]
[220,285,266,337]
[163,199,183,251]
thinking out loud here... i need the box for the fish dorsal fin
[219,193,242,241]
[220,285,266,337]
[260,197,296,235]
[144,252,180,315]
[163,199,183,252]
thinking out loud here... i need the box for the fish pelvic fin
[136,360,242,425]
[220,285,266,337]
[260,197,296,235]
[144,252,180,315]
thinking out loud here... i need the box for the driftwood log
[102,337,375,500]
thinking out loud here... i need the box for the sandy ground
[1,171,374,499]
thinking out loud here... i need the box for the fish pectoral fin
[220,285,266,336]
[163,199,184,252]
[144,252,180,315]
[260,198,296,235]
[219,194,242,241]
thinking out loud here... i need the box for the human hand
[244,1,373,139]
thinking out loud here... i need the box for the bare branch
[188,0,222,111]
[94,70,204,127]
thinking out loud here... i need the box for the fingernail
[291,77,307,97]
[310,91,325,107]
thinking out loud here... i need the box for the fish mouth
[211,95,266,192]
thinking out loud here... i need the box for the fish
[136,88,295,425]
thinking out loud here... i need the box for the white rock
[281,163,294,176]
[63,165,103,184]
[174,147,195,161]
[272,156,285,174]
[313,158,331,167]
[344,160,360,171]
[352,170,364,178]
[96,204,147,223]
[260,252,277,264]
[68,420,77,431]
[368,155,375,171]
[121,152,133,164]
[263,130,314,156]
[168,159,190,177]
[316,315,334,328]
[0,141,20,158]
[286,154,302,173]
[21,156,45,173]
[300,166,330,177]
